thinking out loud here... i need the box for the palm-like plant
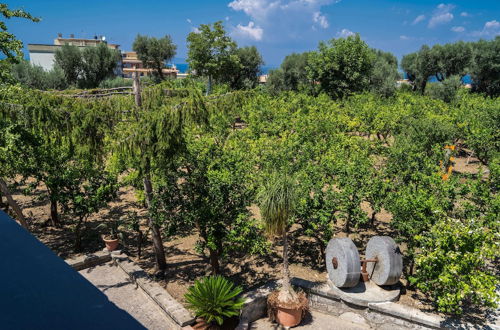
[185,275,244,326]
[259,172,298,304]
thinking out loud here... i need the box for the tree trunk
[0,178,29,229]
[370,211,377,227]
[133,72,142,107]
[158,66,165,81]
[206,76,212,96]
[319,241,326,267]
[137,230,143,259]
[345,213,351,235]
[278,232,297,303]
[0,190,8,212]
[209,248,220,275]
[134,72,167,273]
[74,218,84,252]
[420,80,427,95]
[50,199,60,227]
[143,159,167,272]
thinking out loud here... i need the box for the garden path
[80,262,178,330]
[251,310,371,329]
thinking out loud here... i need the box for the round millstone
[325,238,360,288]
[365,236,402,286]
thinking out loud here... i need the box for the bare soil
[3,154,483,314]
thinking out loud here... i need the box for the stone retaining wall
[238,277,497,329]
[65,250,111,270]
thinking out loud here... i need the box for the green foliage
[267,52,311,94]
[307,34,374,99]
[226,46,264,89]
[2,60,499,316]
[426,76,463,103]
[55,43,120,88]
[259,172,297,237]
[0,4,39,83]
[401,45,441,94]
[185,276,244,326]
[11,60,68,90]
[411,217,499,315]
[369,50,399,97]
[54,45,83,85]
[59,164,117,251]
[97,219,124,240]
[133,34,177,81]
[187,21,237,93]
[79,44,121,88]
[454,92,500,165]
[470,36,500,97]
[98,76,133,88]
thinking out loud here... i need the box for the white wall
[29,52,55,71]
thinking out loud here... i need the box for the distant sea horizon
[172,63,277,75]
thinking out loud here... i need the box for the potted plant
[185,276,244,330]
[259,173,308,328]
[97,220,123,252]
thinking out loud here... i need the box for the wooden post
[0,178,29,230]
[133,72,167,273]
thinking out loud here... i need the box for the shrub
[98,76,133,89]
[410,217,499,315]
[426,75,463,103]
[11,60,68,90]
[185,276,244,326]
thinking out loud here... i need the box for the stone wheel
[326,238,360,288]
[365,236,402,286]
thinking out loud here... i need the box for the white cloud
[313,11,329,28]
[400,35,410,40]
[336,28,354,38]
[412,15,425,25]
[428,3,455,28]
[460,12,469,17]
[228,0,339,41]
[186,18,192,24]
[471,20,500,37]
[485,20,500,29]
[451,26,465,32]
[232,21,264,40]
[191,27,201,34]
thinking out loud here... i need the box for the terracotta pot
[276,305,303,327]
[102,236,119,251]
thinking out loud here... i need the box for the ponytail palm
[259,173,298,304]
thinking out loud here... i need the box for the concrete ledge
[369,302,443,329]
[65,251,111,271]
[112,254,195,328]
[237,280,281,330]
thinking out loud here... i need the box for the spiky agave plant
[185,276,244,326]
[259,172,298,304]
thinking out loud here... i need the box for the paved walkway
[79,262,177,330]
[251,310,371,329]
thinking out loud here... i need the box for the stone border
[110,254,195,328]
[65,250,111,271]
[292,277,443,329]
[237,280,281,330]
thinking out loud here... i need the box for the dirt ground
[3,153,483,313]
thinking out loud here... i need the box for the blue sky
[6,0,500,67]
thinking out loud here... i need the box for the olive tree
[133,34,177,81]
